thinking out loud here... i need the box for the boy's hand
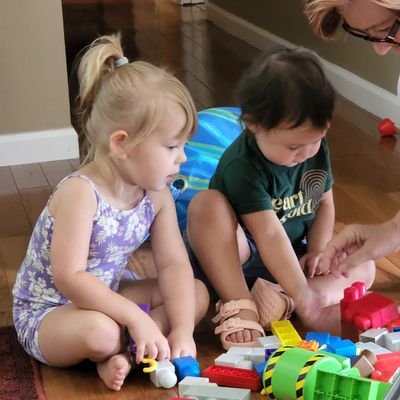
[167,329,196,360]
[299,251,329,278]
[127,313,170,364]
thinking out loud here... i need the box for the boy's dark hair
[237,46,335,130]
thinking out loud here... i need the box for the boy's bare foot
[295,290,341,336]
[225,309,262,344]
[97,353,132,391]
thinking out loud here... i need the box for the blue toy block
[265,348,276,360]
[327,339,356,358]
[305,331,331,346]
[255,361,267,381]
[172,356,200,381]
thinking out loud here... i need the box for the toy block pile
[146,282,400,399]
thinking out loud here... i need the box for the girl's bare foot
[97,353,132,391]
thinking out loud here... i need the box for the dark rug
[0,326,45,400]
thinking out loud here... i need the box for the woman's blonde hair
[304,0,400,39]
[76,33,197,165]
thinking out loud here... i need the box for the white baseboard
[207,3,400,128]
[0,126,79,167]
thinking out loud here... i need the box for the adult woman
[305,0,400,55]
[304,0,400,277]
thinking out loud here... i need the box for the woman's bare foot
[96,353,132,391]
[225,309,262,345]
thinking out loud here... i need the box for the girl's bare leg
[38,303,130,391]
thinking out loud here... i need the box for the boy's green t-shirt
[209,130,333,246]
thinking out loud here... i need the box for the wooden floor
[2,0,400,398]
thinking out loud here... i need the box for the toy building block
[387,318,400,332]
[214,353,252,370]
[271,320,301,346]
[383,373,400,399]
[202,364,261,391]
[327,338,357,358]
[178,376,217,397]
[255,361,267,380]
[378,118,397,137]
[314,369,391,400]
[227,347,265,364]
[341,282,399,331]
[305,331,331,347]
[150,359,177,388]
[371,353,400,382]
[181,384,251,400]
[356,341,392,355]
[353,355,375,377]
[261,346,344,399]
[297,339,319,352]
[384,331,400,352]
[351,349,377,368]
[256,335,281,349]
[172,356,200,381]
[360,328,388,347]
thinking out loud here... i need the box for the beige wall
[209,0,400,94]
[0,0,78,166]
[0,0,71,133]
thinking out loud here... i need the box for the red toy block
[202,364,261,391]
[378,118,397,137]
[340,282,399,331]
[370,353,400,382]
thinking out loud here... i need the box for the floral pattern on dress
[12,174,155,363]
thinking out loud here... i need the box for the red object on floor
[378,118,397,137]
[340,282,399,331]
[370,353,400,382]
[202,364,261,391]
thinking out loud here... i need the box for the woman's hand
[319,219,400,278]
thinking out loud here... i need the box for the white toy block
[227,346,265,364]
[182,384,251,400]
[384,331,400,352]
[359,328,388,346]
[257,335,281,349]
[213,353,253,370]
[227,347,252,356]
[149,359,177,388]
[356,341,391,355]
[178,376,217,397]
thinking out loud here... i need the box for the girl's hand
[168,329,196,360]
[127,313,170,364]
[299,251,328,278]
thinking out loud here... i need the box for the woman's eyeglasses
[342,18,400,46]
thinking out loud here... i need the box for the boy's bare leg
[297,259,376,334]
[187,190,261,344]
[118,278,210,334]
